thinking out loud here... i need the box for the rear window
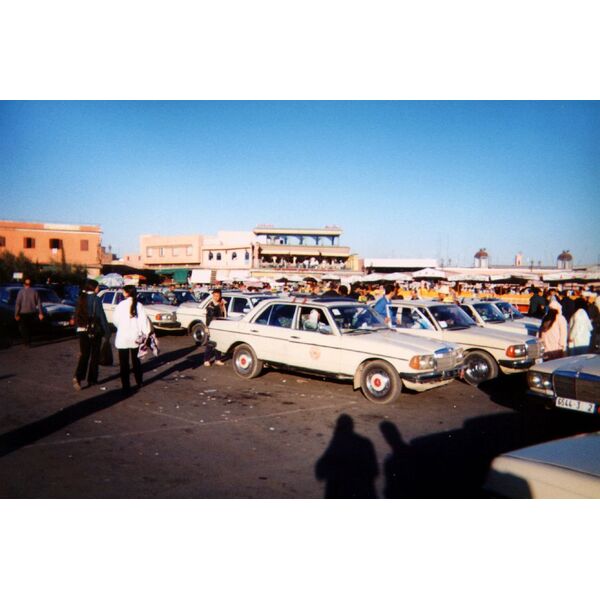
[101,292,115,305]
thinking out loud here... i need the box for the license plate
[56,321,70,327]
[535,358,543,364]
[555,397,595,414]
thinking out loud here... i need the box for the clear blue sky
[1,101,599,266]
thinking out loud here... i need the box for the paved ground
[0,332,597,498]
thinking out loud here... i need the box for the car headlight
[506,344,527,358]
[454,348,465,363]
[527,370,553,396]
[409,354,436,370]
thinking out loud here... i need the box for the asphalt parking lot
[0,331,597,498]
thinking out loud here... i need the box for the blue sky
[1,100,599,266]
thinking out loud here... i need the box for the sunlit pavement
[0,333,596,498]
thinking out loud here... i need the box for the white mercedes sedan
[207,298,464,404]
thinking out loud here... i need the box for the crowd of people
[528,286,599,358]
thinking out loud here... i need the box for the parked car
[527,353,600,415]
[97,288,181,332]
[383,300,544,386]
[459,299,539,336]
[208,298,464,404]
[177,292,276,345]
[484,432,600,498]
[0,285,75,336]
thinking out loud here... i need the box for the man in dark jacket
[527,287,547,319]
[14,278,43,346]
[204,289,227,367]
[557,290,575,323]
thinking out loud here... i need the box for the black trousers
[75,332,102,384]
[118,348,142,390]
[17,313,37,345]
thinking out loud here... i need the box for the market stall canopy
[542,271,577,282]
[360,273,388,283]
[190,269,212,284]
[411,268,447,279]
[447,273,489,282]
[321,274,341,280]
[155,268,190,284]
[381,272,413,282]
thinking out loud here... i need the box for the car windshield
[329,305,388,333]
[173,291,197,304]
[138,292,170,305]
[429,305,476,330]
[473,302,506,323]
[36,289,62,303]
[495,301,524,319]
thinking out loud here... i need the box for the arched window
[244,251,250,261]
[216,252,222,261]
[232,252,237,260]
[208,252,214,260]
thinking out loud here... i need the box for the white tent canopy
[100,273,125,287]
[447,273,489,282]
[411,268,447,279]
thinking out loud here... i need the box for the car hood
[436,324,535,348]
[482,320,538,335]
[144,304,177,315]
[533,353,600,377]
[42,302,74,316]
[341,328,457,356]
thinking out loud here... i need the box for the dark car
[0,285,76,338]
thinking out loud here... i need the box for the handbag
[99,337,113,366]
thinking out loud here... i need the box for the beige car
[484,432,600,498]
[208,298,464,404]
[385,300,544,386]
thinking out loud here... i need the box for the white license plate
[56,321,71,327]
[555,397,595,414]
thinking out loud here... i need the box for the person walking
[590,295,600,353]
[538,299,568,360]
[113,285,151,393]
[73,279,111,390]
[568,298,593,355]
[204,288,227,367]
[14,278,43,346]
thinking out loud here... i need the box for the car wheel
[190,322,208,345]
[463,350,498,386]
[359,360,402,404]
[232,344,263,379]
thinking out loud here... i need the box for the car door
[289,306,341,373]
[248,303,297,365]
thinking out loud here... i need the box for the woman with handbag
[113,285,151,393]
[73,279,111,390]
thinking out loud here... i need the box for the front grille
[435,350,456,370]
[526,341,542,359]
[553,373,576,398]
[553,371,600,402]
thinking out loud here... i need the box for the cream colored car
[385,300,544,386]
[98,289,181,332]
[207,298,464,404]
[484,432,600,498]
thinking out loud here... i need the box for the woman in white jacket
[113,285,151,392]
[568,297,593,355]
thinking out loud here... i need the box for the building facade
[0,219,102,274]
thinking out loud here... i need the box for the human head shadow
[0,343,200,458]
[315,414,379,499]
